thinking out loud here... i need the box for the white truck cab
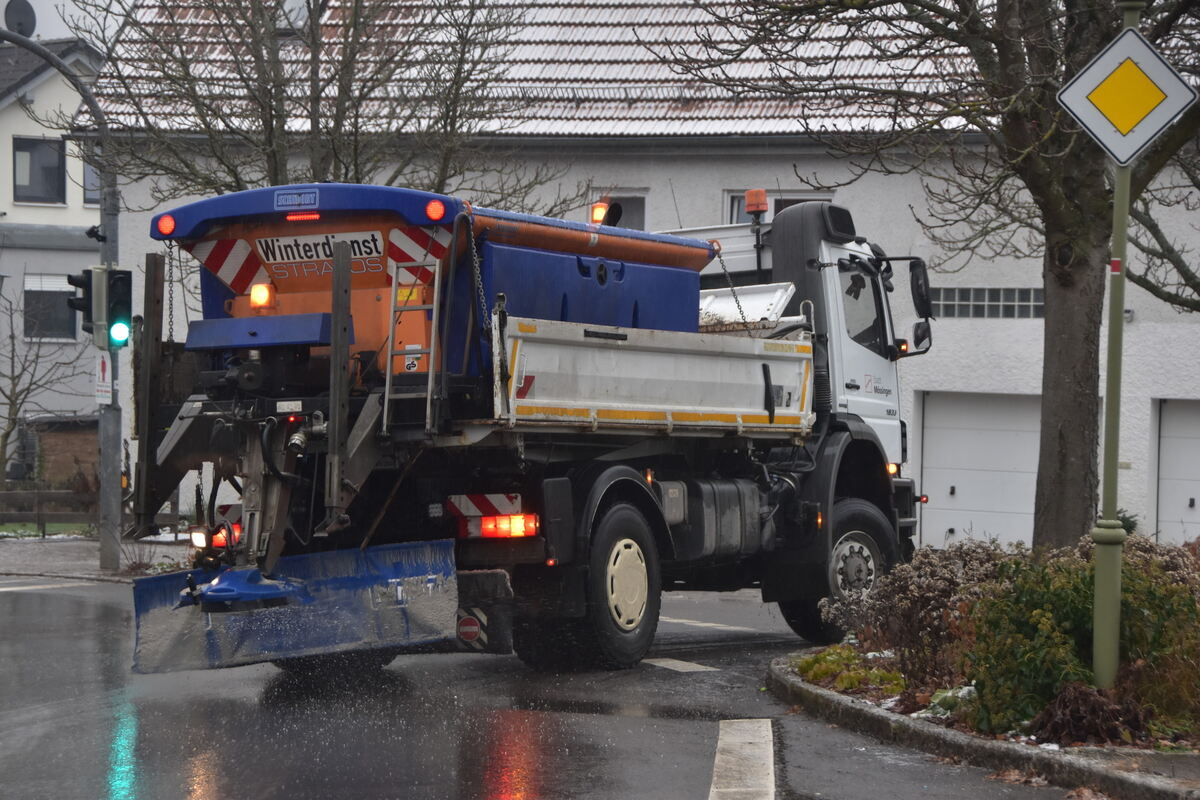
[671,200,933,472]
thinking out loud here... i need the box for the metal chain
[716,249,753,336]
[165,241,177,344]
[468,216,491,332]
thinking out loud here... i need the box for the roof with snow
[92,0,944,137]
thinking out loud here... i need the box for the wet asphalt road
[0,577,1065,800]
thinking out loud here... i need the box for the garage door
[1157,400,1200,545]
[920,392,1041,548]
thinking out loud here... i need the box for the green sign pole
[1090,0,1144,691]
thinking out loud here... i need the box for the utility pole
[0,29,123,571]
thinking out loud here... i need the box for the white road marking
[0,581,96,593]
[643,657,719,673]
[708,718,775,800]
[660,615,760,633]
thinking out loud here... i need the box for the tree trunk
[1032,229,1109,550]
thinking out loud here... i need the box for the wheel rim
[606,537,648,630]
[831,531,878,598]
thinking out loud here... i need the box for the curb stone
[767,656,1200,800]
[0,570,132,584]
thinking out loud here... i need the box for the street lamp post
[0,29,123,571]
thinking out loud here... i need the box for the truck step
[392,304,434,311]
[390,348,431,357]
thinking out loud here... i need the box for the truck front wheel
[778,498,892,645]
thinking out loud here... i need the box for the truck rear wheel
[778,498,891,645]
[514,502,661,671]
[580,502,661,668]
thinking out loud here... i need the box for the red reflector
[425,199,446,222]
[285,212,321,222]
[919,495,929,504]
[156,215,176,236]
[480,514,538,538]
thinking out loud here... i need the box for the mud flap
[456,569,514,654]
[132,541,457,674]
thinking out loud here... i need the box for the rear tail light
[211,524,242,549]
[479,514,539,538]
[285,212,321,222]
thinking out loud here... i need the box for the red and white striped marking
[389,226,453,284]
[184,239,268,294]
[215,503,243,526]
[446,493,522,519]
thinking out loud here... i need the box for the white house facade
[0,34,102,479]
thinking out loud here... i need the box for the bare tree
[665,1,1200,549]
[53,0,584,214]
[1127,147,1200,311]
[0,291,90,486]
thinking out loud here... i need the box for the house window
[728,192,824,223]
[931,287,1045,319]
[24,274,76,339]
[83,161,102,205]
[13,137,66,204]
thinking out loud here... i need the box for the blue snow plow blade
[132,541,457,674]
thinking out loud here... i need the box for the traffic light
[67,269,96,335]
[106,269,132,347]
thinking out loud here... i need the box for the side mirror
[909,258,933,319]
[910,320,932,355]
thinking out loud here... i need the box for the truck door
[825,250,903,463]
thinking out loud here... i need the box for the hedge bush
[824,534,1200,742]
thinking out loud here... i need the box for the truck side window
[840,268,886,356]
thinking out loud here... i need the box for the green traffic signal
[106,269,132,348]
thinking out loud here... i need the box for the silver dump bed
[486,314,814,441]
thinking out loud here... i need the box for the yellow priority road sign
[1058,28,1197,166]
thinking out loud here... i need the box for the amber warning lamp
[745,189,769,274]
[744,188,768,215]
[249,283,276,310]
[590,201,609,225]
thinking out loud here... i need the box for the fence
[0,487,179,537]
